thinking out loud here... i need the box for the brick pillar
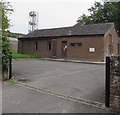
[110,56,120,112]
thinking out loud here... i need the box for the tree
[77,14,94,24]
[0,1,13,80]
[77,2,120,36]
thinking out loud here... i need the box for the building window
[70,43,82,47]
[35,42,38,50]
[89,48,95,52]
[48,41,51,50]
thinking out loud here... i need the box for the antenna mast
[28,11,38,33]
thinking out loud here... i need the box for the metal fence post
[105,56,110,107]
[9,53,12,80]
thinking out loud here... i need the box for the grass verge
[10,79,18,83]
[12,50,41,59]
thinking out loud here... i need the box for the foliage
[77,2,120,36]
[12,50,41,59]
[0,1,13,30]
[77,14,94,24]
[10,79,17,83]
[6,30,25,38]
[2,33,11,70]
[0,1,13,72]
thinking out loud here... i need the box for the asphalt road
[12,59,105,103]
[2,59,119,113]
[2,81,112,113]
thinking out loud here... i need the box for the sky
[7,0,102,34]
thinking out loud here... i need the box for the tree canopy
[77,2,120,36]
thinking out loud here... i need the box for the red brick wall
[56,36,104,61]
[19,39,52,57]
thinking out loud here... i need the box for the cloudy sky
[7,0,102,34]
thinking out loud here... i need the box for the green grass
[12,50,41,59]
[10,79,18,83]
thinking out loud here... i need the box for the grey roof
[21,23,114,39]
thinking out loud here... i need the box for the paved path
[2,59,119,113]
[12,59,105,103]
[2,81,114,113]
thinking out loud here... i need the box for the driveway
[3,81,114,113]
[12,59,105,103]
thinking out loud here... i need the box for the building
[8,37,18,50]
[18,23,119,61]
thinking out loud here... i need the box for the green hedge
[12,50,41,59]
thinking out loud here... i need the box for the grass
[12,50,41,59]
[10,79,18,83]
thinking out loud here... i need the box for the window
[48,41,51,50]
[35,42,38,50]
[70,43,82,47]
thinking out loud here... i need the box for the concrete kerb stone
[40,58,105,65]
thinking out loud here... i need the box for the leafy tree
[77,2,120,36]
[77,14,94,24]
[0,1,13,80]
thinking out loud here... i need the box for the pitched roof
[21,23,114,39]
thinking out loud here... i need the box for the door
[61,41,67,58]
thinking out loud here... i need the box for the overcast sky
[7,0,102,34]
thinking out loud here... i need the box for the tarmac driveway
[13,59,105,103]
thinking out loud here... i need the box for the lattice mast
[28,11,38,33]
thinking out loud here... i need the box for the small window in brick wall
[48,41,51,50]
[70,43,82,47]
[35,42,38,50]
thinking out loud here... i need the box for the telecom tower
[28,11,39,33]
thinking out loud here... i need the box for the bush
[12,50,41,59]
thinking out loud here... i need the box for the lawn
[12,50,41,59]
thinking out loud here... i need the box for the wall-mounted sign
[89,48,95,52]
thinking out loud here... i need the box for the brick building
[18,23,119,61]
